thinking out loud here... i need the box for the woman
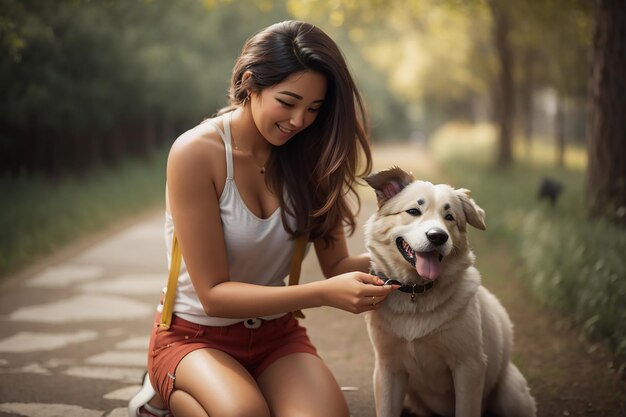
[129,20,397,417]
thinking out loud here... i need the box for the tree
[487,0,515,168]
[585,0,626,225]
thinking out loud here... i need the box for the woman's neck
[229,106,271,158]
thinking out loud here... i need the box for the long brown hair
[225,20,371,244]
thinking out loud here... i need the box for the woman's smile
[276,123,294,136]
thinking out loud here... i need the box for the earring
[242,94,250,107]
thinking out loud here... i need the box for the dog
[364,167,536,417]
[537,177,564,207]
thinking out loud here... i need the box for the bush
[522,210,626,356]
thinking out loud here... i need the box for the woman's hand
[319,272,399,314]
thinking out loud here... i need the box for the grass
[428,122,626,359]
[0,147,169,277]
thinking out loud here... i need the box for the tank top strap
[206,112,234,180]
[223,112,234,180]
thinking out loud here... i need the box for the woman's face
[249,71,327,146]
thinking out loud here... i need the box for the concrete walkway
[0,205,379,417]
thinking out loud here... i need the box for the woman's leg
[170,348,271,417]
[168,390,208,417]
[256,353,350,417]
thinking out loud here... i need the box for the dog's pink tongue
[415,252,442,280]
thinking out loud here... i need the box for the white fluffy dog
[364,167,536,417]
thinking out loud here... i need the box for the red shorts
[146,313,318,409]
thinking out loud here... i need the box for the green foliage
[521,210,626,357]
[1,1,137,131]
[0,0,294,175]
[432,123,626,359]
[0,147,168,277]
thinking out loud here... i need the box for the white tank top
[162,111,303,326]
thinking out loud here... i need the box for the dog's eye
[406,208,422,216]
[445,213,455,221]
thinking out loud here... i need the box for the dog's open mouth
[396,237,444,281]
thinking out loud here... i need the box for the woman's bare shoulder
[168,117,227,182]
[171,118,224,159]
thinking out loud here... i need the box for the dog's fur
[364,167,536,417]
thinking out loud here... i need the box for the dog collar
[370,269,435,301]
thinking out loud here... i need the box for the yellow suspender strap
[159,232,181,330]
[159,232,310,329]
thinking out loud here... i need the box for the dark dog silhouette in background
[538,178,564,207]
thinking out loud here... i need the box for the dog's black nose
[426,228,448,246]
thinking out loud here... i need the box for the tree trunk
[520,49,536,161]
[555,95,565,168]
[489,0,515,168]
[586,0,626,225]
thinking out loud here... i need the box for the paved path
[0,204,379,417]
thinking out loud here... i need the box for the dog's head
[364,166,486,283]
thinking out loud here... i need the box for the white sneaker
[128,372,170,417]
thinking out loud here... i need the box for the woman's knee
[258,353,350,417]
[173,348,271,417]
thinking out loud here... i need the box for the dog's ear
[365,166,414,207]
[455,188,486,231]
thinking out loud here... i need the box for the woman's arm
[166,126,232,313]
[314,223,371,277]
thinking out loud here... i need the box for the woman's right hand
[319,272,398,314]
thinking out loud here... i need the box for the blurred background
[1,0,624,403]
